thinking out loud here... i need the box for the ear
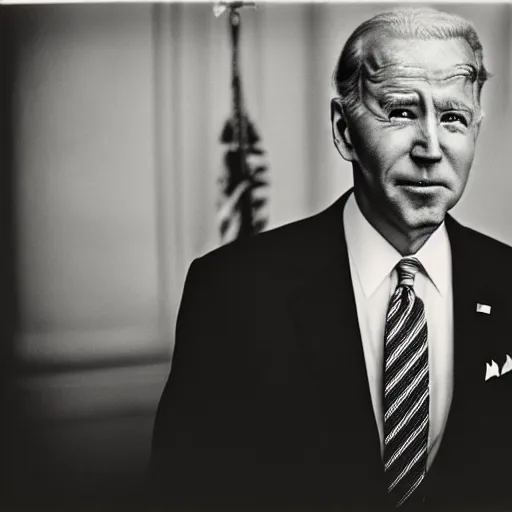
[474,109,484,140]
[330,98,356,162]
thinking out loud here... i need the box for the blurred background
[0,2,510,509]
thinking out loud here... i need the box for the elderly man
[151,8,512,511]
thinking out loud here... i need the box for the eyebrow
[433,98,475,114]
[380,94,420,111]
[379,94,475,115]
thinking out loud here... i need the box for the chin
[403,209,448,233]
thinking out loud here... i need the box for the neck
[353,189,438,256]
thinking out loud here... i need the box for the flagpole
[228,6,254,237]
[215,1,269,243]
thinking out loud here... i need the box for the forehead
[362,35,478,87]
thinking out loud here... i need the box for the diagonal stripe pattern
[383,257,429,507]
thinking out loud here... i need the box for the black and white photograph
[0,1,511,511]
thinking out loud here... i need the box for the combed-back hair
[332,8,489,113]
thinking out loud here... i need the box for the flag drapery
[217,4,269,244]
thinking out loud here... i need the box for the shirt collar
[343,192,451,298]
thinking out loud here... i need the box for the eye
[389,108,417,121]
[440,112,468,127]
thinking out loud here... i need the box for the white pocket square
[485,354,512,381]
[501,354,512,376]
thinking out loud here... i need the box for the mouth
[397,180,445,189]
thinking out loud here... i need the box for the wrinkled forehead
[361,34,479,93]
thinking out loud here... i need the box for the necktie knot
[396,257,422,288]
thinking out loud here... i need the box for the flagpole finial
[213,1,256,18]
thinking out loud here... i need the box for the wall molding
[152,3,184,358]
[16,360,170,421]
[16,326,168,370]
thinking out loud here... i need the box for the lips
[397,180,443,187]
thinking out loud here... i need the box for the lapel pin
[476,303,491,315]
[485,360,500,381]
[502,354,512,376]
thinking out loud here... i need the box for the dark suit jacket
[151,190,512,511]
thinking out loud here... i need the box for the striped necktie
[383,257,429,507]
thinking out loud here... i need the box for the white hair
[333,8,489,113]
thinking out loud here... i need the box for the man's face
[335,35,482,240]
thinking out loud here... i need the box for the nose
[410,114,442,164]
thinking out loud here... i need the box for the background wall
[2,2,511,509]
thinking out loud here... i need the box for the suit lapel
[422,215,490,499]
[445,214,485,426]
[288,191,384,483]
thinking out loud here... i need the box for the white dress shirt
[343,192,454,469]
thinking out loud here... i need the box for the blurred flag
[217,6,269,244]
